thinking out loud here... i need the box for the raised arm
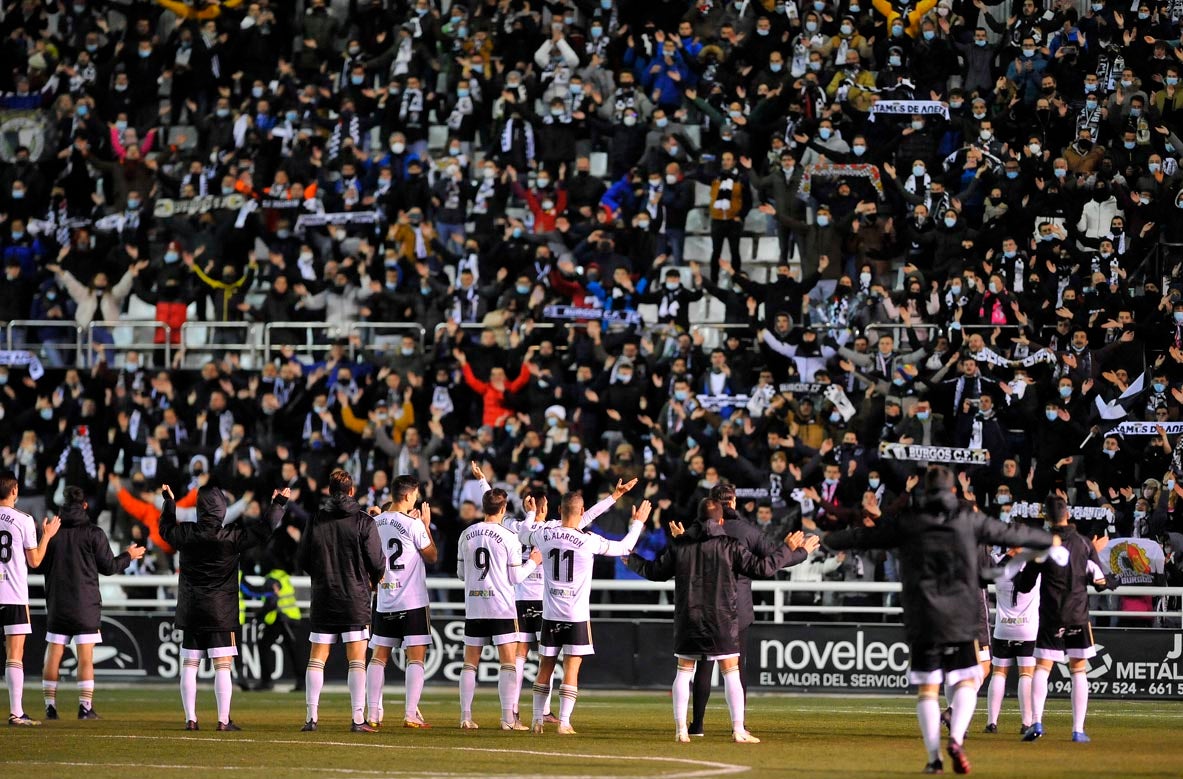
[593,501,651,556]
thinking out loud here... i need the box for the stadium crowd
[2,0,1183,604]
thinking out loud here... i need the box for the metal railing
[180,322,262,365]
[6,320,83,355]
[86,320,171,367]
[26,575,1183,626]
[263,321,429,363]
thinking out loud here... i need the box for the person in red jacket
[453,346,532,427]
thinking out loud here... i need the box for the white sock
[78,679,95,712]
[1071,671,1088,733]
[181,659,199,722]
[722,666,745,736]
[917,695,941,762]
[544,677,554,716]
[986,672,1005,727]
[305,659,325,722]
[1032,666,1050,725]
[511,656,526,717]
[943,679,953,710]
[673,665,695,730]
[214,660,233,724]
[405,660,425,719]
[531,682,548,722]
[558,684,578,726]
[347,660,366,724]
[949,680,977,744]
[459,664,477,722]
[42,679,57,709]
[1018,671,1033,726]
[498,663,516,724]
[366,659,386,723]
[6,661,23,717]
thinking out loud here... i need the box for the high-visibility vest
[238,570,246,625]
[264,569,301,624]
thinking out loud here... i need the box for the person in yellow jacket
[255,563,305,692]
[153,0,245,21]
[183,248,258,322]
[872,0,940,38]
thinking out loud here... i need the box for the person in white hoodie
[45,257,148,345]
[1075,183,1122,250]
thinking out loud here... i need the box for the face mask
[350,74,364,86]
[829,412,842,423]
[11,189,24,200]
[889,55,901,67]
[892,24,903,35]
[666,173,678,185]
[757,27,770,36]
[1150,162,1162,173]
[251,86,264,98]
[818,127,833,140]
[769,62,783,73]
[923,30,935,41]
[980,129,992,141]
[999,511,1011,523]
[115,120,128,133]
[849,4,860,11]
[1121,79,1133,89]
[944,217,956,228]
[215,106,231,118]
[868,478,880,489]
[10,231,22,240]
[1174,312,1183,324]
[817,215,831,227]
[852,144,866,156]
[164,250,180,264]
[1092,2,1102,8]
[912,165,925,178]
[916,410,931,422]
[1124,141,1136,150]
[624,115,637,126]
[1045,410,1058,421]
[617,373,632,384]
[808,61,822,71]
[1054,168,1067,178]
[840,24,853,35]
[667,142,681,156]
[911,119,926,131]
[1022,48,1035,58]
[1088,490,1099,500]
[515,284,530,295]
[1130,107,1143,118]
[550,107,563,117]
[512,227,523,239]
[127,197,141,210]
[1103,448,1116,458]
[541,199,555,211]
[40,407,53,420]
[805,21,818,32]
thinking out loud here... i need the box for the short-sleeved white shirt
[0,506,38,605]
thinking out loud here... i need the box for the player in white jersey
[985,547,1041,735]
[456,487,541,730]
[471,462,638,728]
[525,491,651,735]
[0,473,61,726]
[366,475,438,730]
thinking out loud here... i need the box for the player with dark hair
[160,482,290,732]
[456,486,541,729]
[681,482,781,737]
[630,497,817,743]
[826,466,1059,775]
[0,472,60,726]
[525,492,651,735]
[1016,495,1114,744]
[365,474,437,729]
[299,469,385,733]
[40,486,145,720]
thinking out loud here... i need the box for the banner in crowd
[869,100,950,121]
[878,441,989,464]
[798,163,884,199]
[19,613,1183,698]
[734,488,771,499]
[779,382,828,394]
[1009,502,1115,522]
[1101,537,1166,585]
[0,350,45,380]
[542,305,642,325]
[152,194,247,218]
[294,210,383,228]
[695,394,747,411]
[0,112,47,162]
[1114,421,1183,436]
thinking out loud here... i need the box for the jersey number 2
[549,548,574,582]
[387,537,405,571]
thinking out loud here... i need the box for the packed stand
[0,0,1181,617]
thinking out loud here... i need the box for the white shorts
[46,632,103,646]
[310,627,371,645]
[675,652,740,663]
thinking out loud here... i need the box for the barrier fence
[18,576,1183,698]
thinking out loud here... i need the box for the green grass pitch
[3,687,1180,778]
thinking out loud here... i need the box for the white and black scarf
[447,94,473,130]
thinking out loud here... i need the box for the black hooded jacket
[297,493,385,629]
[628,520,803,656]
[826,490,1055,645]
[1015,524,1108,628]
[160,487,288,632]
[720,506,782,632]
[41,502,132,634]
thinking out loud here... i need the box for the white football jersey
[458,521,526,620]
[373,511,432,613]
[0,506,37,605]
[503,495,616,601]
[994,560,1040,642]
[527,521,642,622]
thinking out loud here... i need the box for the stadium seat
[427,125,449,151]
[590,152,608,178]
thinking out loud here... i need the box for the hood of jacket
[319,493,361,520]
[59,502,91,528]
[197,486,228,525]
[920,489,960,518]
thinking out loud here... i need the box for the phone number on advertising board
[1048,681,1183,696]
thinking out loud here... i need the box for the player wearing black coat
[42,502,133,636]
[297,492,385,632]
[160,487,288,633]
[1015,524,1108,629]
[629,518,804,657]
